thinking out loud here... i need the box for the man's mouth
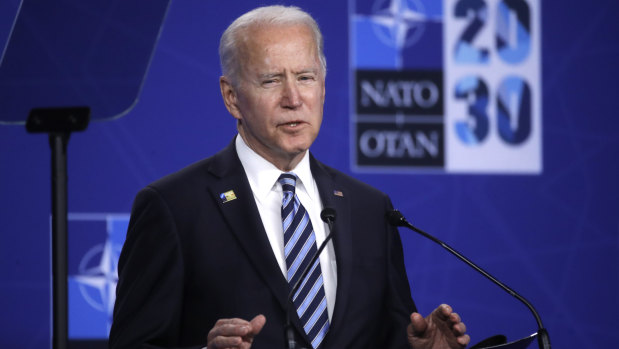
[282,121,300,127]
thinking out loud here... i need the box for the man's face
[221,24,325,170]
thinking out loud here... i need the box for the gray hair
[219,5,327,87]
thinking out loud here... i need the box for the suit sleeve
[109,187,202,349]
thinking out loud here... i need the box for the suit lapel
[206,142,289,313]
[310,156,354,341]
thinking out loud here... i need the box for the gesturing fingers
[207,316,267,349]
[207,318,253,349]
[443,307,470,348]
[408,304,471,349]
[446,310,466,334]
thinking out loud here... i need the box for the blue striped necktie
[278,173,329,349]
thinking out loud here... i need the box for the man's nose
[281,79,302,109]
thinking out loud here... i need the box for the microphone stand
[284,208,336,349]
[388,210,550,349]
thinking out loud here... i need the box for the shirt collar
[235,135,315,203]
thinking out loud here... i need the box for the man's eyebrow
[258,72,284,80]
[295,68,319,75]
[257,68,319,80]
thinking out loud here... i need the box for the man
[110,5,470,349]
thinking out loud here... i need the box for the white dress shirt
[235,135,337,321]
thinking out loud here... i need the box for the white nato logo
[369,0,427,50]
[74,240,122,317]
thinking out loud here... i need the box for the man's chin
[280,148,308,160]
[280,139,312,154]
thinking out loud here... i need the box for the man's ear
[219,76,242,120]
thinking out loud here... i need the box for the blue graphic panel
[444,0,540,172]
[353,0,443,69]
[67,214,128,340]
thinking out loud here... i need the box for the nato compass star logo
[74,240,122,319]
[368,0,428,50]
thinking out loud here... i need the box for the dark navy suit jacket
[110,140,415,349]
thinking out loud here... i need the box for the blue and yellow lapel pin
[220,190,237,203]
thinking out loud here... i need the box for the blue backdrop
[1,0,618,348]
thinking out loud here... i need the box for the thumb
[249,314,266,335]
[408,312,427,337]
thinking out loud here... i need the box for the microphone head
[320,207,336,223]
[387,209,406,227]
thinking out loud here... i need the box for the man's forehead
[238,22,315,45]
[239,26,319,60]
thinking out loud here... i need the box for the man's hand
[207,315,266,349]
[407,304,470,349]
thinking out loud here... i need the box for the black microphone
[285,208,337,349]
[387,209,551,349]
[320,208,336,229]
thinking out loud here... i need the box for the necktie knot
[278,173,297,195]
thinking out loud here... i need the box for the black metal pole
[50,132,69,349]
[25,107,91,348]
